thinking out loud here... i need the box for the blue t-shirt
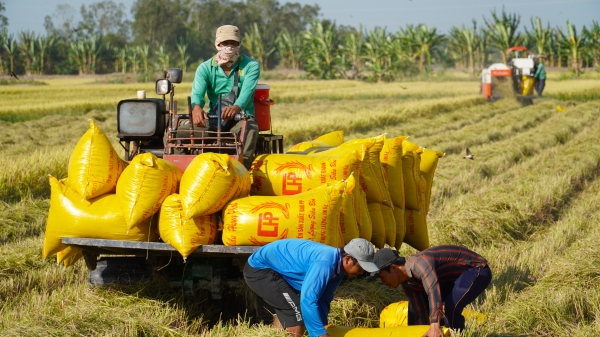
[248,239,344,337]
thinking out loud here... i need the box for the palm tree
[362,27,394,82]
[176,39,189,74]
[586,21,600,68]
[37,35,55,75]
[525,17,552,56]
[558,21,588,76]
[301,20,338,79]
[137,44,150,74]
[19,31,37,75]
[243,23,275,70]
[404,24,445,73]
[338,26,365,80]
[276,29,303,70]
[448,21,477,76]
[484,9,524,63]
[154,45,168,73]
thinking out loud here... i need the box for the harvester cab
[481,46,538,103]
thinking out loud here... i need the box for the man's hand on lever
[192,105,208,127]
[222,105,241,120]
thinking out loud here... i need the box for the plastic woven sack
[367,202,386,249]
[117,152,182,229]
[340,190,359,244]
[402,140,426,211]
[68,120,126,200]
[379,300,485,328]
[327,325,450,337]
[158,194,218,260]
[403,209,429,251]
[380,136,408,209]
[180,153,251,219]
[420,149,445,214]
[380,204,396,248]
[42,176,158,259]
[287,131,345,153]
[222,177,354,247]
[393,207,405,250]
[57,246,83,268]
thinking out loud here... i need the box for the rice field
[1,73,600,336]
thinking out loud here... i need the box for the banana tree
[242,22,275,70]
[362,27,394,82]
[448,21,477,76]
[525,17,552,56]
[404,24,445,73]
[154,45,168,73]
[19,31,37,75]
[301,20,338,79]
[484,9,523,63]
[176,40,189,74]
[137,44,150,74]
[558,21,588,76]
[276,29,303,70]
[338,26,365,80]
[586,20,600,68]
[4,36,18,73]
[37,35,55,75]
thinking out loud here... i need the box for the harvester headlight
[156,79,172,95]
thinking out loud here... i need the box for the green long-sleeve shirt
[534,63,546,80]
[190,54,260,117]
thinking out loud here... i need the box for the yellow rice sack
[327,325,450,337]
[393,207,405,249]
[222,177,353,247]
[117,153,182,229]
[403,209,429,251]
[355,187,372,241]
[320,136,391,206]
[380,136,408,209]
[380,204,396,248]
[402,140,426,211]
[180,153,251,219]
[340,190,359,244]
[380,301,485,328]
[420,149,445,214]
[367,202,386,249]
[43,176,158,259]
[57,246,83,268]
[250,151,361,196]
[286,131,345,153]
[68,120,126,200]
[158,194,218,260]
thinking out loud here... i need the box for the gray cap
[344,238,378,273]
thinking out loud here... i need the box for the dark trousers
[535,78,546,97]
[408,266,492,330]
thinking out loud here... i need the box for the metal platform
[62,238,258,258]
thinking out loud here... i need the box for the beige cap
[215,25,241,45]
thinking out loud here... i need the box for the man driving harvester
[183,24,260,169]
[244,238,378,337]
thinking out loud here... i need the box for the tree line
[1,0,599,81]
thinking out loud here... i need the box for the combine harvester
[480,46,541,104]
[60,68,283,298]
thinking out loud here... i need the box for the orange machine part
[491,69,512,77]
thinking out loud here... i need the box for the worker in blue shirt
[244,238,378,337]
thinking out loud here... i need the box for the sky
[6,0,600,37]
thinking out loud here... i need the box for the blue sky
[6,0,600,36]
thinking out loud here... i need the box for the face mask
[215,44,240,66]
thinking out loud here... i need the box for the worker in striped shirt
[368,245,492,337]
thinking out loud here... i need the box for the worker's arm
[406,257,444,325]
[300,260,335,337]
[190,62,210,126]
[233,59,260,112]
